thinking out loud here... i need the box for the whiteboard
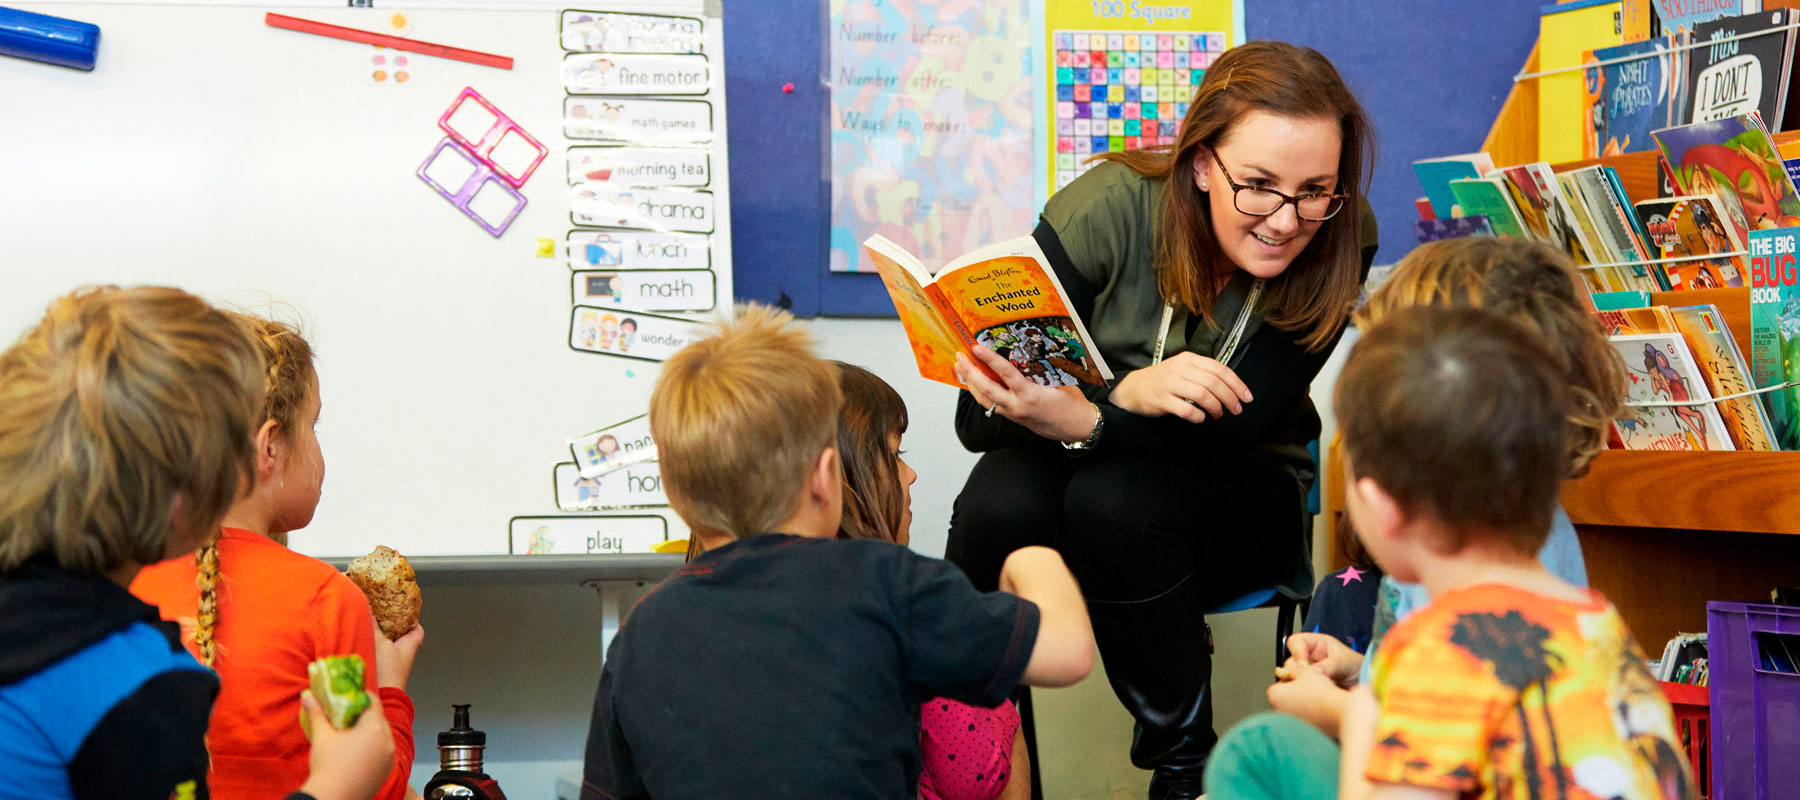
[0,3,729,556]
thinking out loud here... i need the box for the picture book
[1746,225,1800,448]
[1413,153,1495,219]
[1584,38,1679,158]
[1632,194,1751,288]
[1605,166,1668,289]
[1414,215,1493,244]
[1540,0,1629,164]
[1611,332,1737,450]
[1566,165,1660,291]
[1669,303,1781,449]
[1653,112,1800,246]
[1656,0,1750,37]
[1595,304,1677,336]
[1559,171,1629,292]
[1448,178,1530,240]
[1497,163,1601,267]
[863,234,1112,389]
[1684,10,1793,129]
[1591,290,1653,310]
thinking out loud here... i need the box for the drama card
[572,270,716,312]
[571,186,716,233]
[509,514,667,555]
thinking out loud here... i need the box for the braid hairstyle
[1354,238,1626,479]
[192,310,316,666]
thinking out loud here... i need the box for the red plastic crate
[1661,681,1710,799]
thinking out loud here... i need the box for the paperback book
[1746,225,1800,448]
[1611,332,1737,451]
[1653,112,1800,246]
[863,234,1112,389]
[1632,193,1750,288]
[1669,303,1780,450]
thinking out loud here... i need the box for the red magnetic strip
[265,12,513,70]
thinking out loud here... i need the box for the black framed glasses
[1211,151,1346,222]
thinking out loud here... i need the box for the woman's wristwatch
[1061,402,1104,451]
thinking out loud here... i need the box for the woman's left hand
[956,346,1097,443]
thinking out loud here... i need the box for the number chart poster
[1038,0,1243,197]
[828,0,1035,274]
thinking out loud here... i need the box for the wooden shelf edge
[1561,450,1800,535]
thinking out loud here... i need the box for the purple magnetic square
[417,137,527,238]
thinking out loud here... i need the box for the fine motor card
[562,53,710,95]
[568,306,703,362]
[566,230,711,270]
[509,514,667,555]
[862,234,1112,389]
[571,269,716,312]
[567,413,655,479]
[554,461,668,511]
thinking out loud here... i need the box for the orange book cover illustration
[862,234,1113,389]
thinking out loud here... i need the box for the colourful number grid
[1052,30,1225,190]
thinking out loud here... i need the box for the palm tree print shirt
[1366,584,1697,800]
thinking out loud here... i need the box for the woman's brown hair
[0,287,264,575]
[1354,237,1626,479]
[1097,40,1374,351]
[832,362,910,544]
[192,311,316,666]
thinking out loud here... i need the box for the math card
[553,461,669,511]
[569,307,705,364]
[570,186,716,233]
[568,146,711,187]
[560,10,704,53]
[508,514,667,554]
[564,97,713,143]
[566,230,712,270]
[572,269,716,312]
[562,53,710,95]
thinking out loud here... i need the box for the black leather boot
[1087,573,1215,800]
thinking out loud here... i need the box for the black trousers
[945,446,1305,604]
[945,445,1308,793]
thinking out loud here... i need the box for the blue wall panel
[726,2,1543,316]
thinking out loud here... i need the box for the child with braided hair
[133,312,422,800]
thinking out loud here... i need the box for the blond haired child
[1208,305,1693,800]
[0,286,392,800]
[583,305,1094,800]
[132,312,420,800]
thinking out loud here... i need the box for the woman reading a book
[945,41,1379,800]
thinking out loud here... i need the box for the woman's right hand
[1284,632,1364,688]
[1109,352,1252,422]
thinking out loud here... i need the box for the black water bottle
[422,704,508,800]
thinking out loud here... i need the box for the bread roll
[345,545,421,640]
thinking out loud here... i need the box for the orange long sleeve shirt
[132,528,416,800]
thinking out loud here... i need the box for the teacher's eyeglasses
[1210,151,1346,222]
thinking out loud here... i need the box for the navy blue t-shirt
[582,534,1040,800]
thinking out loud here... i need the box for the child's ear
[1351,475,1404,544]
[253,418,282,480]
[812,446,844,518]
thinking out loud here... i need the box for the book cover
[1494,165,1556,242]
[1592,290,1655,309]
[1595,305,1677,336]
[1669,303,1781,449]
[863,234,1113,389]
[1449,178,1530,240]
[1585,39,1679,158]
[1414,216,1494,244]
[1413,154,1495,219]
[1685,10,1793,129]
[1656,0,1747,36]
[1612,331,1737,450]
[1508,162,1602,266]
[1653,112,1800,245]
[1541,0,1628,164]
[1746,225,1800,447]
[1569,166,1647,292]
[1603,166,1668,290]
[1633,194,1752,288]
[1559,171,1630,293]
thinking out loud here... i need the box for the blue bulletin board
[726,0,1542,317]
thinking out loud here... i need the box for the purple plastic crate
[1707,602,1800,800]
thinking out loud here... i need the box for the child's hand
[296,689,394,800]
[1285,632,1363,687]
[372,618,425,690]
[1267,662,1349,738]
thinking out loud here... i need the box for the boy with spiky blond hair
[581,305,1094,800]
